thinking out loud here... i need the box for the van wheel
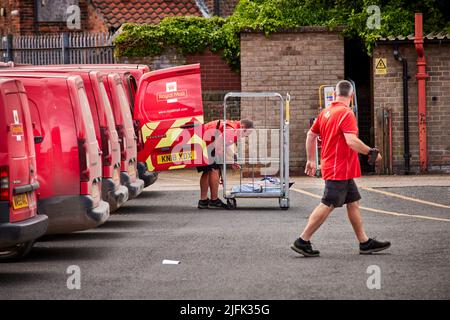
[0,241,35,262]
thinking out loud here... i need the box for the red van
[29,64,157,188]
[69,64,207,173]
[1,68,129,212]
[0,72,110,234]
[102,73,144,198]
[0,78,48,260]
[10,64,207,174]
[133,64,208,172]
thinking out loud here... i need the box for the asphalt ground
[0,173,449,300]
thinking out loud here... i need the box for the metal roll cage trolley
[222,92,290,210]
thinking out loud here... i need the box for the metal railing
[0,33,115,65]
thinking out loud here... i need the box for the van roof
[0,72,82,80]
[0,77,26,93]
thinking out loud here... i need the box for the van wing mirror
[34,136,43,144]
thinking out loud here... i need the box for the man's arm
[305,129,318,176]
[306,130,318,162]
[343,133,370,155]
[344,133,382,163]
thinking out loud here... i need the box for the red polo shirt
[310,101,361,180]
[203,120,241,147]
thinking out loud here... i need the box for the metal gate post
[6,34,13,62]
[62,33,70,64]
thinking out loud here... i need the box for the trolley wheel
[279,198,290,210]
[227,198,237,210]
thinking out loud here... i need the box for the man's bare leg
[346,201,369,243]
[208,169,220,200]
[200,172,210,200]
[300,203,334,241]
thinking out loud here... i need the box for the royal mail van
[0,72,110,234]
[28,64,158,188]
[0,78,48,261]
[133,64,208,172]
[3,68,129,212]
[103,73,144,198]
[12,64,158,188]
[11,64,207,175]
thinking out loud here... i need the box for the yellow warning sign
[375,58,387,75]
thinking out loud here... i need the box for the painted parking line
[361,187,450,209]
[291,188,450,223]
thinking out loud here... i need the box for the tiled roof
[91,0,204,29]
[378,32,450,42]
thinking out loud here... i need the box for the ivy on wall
[113,0,450,71]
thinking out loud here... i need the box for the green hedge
[114,0,450,71]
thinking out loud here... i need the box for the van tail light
[77,138,90,182]
[0,166,9,201]
[100,127,112,166]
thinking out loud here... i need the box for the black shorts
[197,163,221,173]
[321,179,361,208]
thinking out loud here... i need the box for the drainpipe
[393,46,411,174]
[214,0,221,16]
[414,13,429,172]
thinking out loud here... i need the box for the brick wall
[204,0,239,17]
[240,30,345,174]
[0,1,19,34]
[373,43,450,174]
[0,0,103,35]
[117,48,241,122]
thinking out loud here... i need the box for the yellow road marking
[291,188,450,223]
[361,187,450,209]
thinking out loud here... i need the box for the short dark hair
[241,119,254,129]
[335,80,354,97]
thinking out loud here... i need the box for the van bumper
[38,196,110,235]
[137,162,158,188]
[0,214,48,248]
[102,178,129,212]
[120,172,144,199]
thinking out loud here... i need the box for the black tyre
[0,241,35,262]
[227,198,237,210]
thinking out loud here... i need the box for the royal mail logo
[157,90,188,102]
[157,81,188,103]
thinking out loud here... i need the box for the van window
[77,88,97,143]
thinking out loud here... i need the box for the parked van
[0,78,48,260]
[12,65,157,188]
[103,73,144,198]
[2,68,129,212]
[133,64,208,172]
[0,72,110,234]
[64,64,207,173]
[11,64,206,176]
[25,64,157,188]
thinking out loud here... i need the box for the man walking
[291,80,391,257]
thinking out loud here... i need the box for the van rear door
[2,80,37,223]
[73,80,102,206]
[134,64,207,172]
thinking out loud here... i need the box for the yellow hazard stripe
[187,133,208,159]
[168,165,186,170]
